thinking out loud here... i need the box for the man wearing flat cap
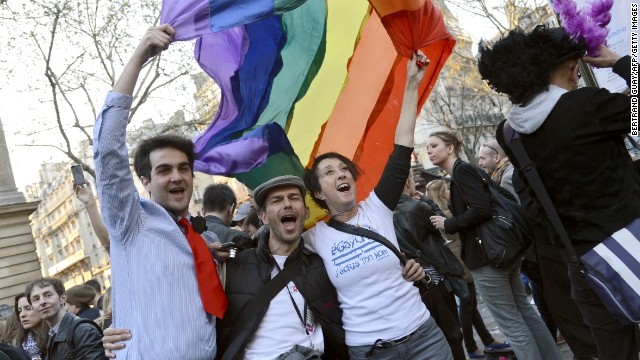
[217,175,348,359]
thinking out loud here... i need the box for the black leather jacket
[394,194,464,277]
[216,229,348,360]
[46,311,106,360]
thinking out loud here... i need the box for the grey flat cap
[253,175,306,209]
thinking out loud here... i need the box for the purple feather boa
[553,0,612,56]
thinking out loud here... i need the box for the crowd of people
[0,21,637,360]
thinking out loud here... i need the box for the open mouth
[337,183,351,192]
[280,214,298,231]
[169,187,185,196]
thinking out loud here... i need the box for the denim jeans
[472,260,562,360]
[347,317,453,360]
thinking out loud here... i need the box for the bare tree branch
[7,0,194,177]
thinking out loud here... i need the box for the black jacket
[76,307,101,321]
[394,194,464,277]
[204,215,254,249]
[216,229,347,360]
[497,55,639,254]
[46,311,106,360]
[444,160,517,270]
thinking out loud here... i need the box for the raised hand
[74,181,95,205]
[132,24,176,66]
[114,24,176,96]
[406,50,430,89]
[583,45,622,68]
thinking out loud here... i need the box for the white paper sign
[572,0,632,92]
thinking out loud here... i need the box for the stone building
[0,118,41,306]
[28,164,111,290]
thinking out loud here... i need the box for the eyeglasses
[577,69,582,80]
[482,142,499,155]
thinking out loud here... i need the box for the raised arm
[113,25,175,96]
[74,182,110,251]
[374,52,429,209]
[394,51,429,147]
[93,25,175,246]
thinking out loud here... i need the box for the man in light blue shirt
[94,24,224,359]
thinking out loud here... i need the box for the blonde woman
[426,180,508,358]
[95,287,112,330]
[427,131,560,360]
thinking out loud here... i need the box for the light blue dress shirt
[94,92,217,360]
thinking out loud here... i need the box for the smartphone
[71,164,85,186]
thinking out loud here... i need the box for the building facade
[28,163,111,290]
[0,117,42,306]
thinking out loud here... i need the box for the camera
[219,242,241,259]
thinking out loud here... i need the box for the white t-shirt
[244,255,325,360]
[304,192,430,346]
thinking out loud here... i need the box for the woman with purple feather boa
[478,25,637,360]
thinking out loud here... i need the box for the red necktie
[179,217,228,318]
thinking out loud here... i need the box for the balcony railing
[47,249,87,276]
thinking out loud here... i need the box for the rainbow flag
[161,0,455,220]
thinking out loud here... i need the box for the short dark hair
[83,279,102,294]
[478,25,587,104]
[244,208,261,230]
[25,278,65,304]
[133,135,196,180]
[304,152,361,210]
[202,184,237,214]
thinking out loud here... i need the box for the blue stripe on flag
[210,0,275,32]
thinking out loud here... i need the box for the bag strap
[327,218,407,266]
[626,134,640,150]
[502,123,579,261]
[327,218,432,288]
[222,256,303,360]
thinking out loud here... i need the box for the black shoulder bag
[454,167,532,268]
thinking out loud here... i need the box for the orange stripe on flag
[369,0,426,18]
[314,13,396,159]
[353,39,455,201]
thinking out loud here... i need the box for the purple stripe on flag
[192,28,249,153]
[195,16,284,155]
[160,0,211,41]
[194,137,269,174]
[194,123,294,175]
